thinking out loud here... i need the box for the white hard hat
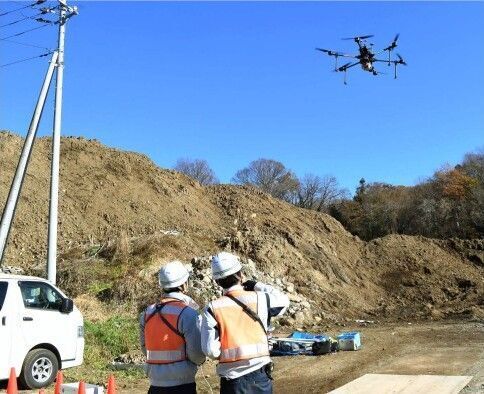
[159,260,190,289]
[211,252,242,280]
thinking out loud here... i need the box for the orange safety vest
[211,289,269,363]
[144,298,188,364]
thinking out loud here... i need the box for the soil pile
[1,131,482,322]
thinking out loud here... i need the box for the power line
[0,0,46,17]
[0,23,50,40]
[0,4,33,17]
[0,12,43,28]
[0,37,52,50]
[0,50,52,68]
[0,3,61,68]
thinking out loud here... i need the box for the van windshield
[19,281,63,311]
[0,282,7,311]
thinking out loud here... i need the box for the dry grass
[74,294,110,322]
[112,230,131,264]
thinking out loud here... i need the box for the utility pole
[47,0,77,284]
[0,52,59,266]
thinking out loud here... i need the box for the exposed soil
[1,132,484,393]
[1,131,483,322]
[4,321,483,394]
[122,321,484,393]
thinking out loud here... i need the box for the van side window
[19,281,63,311]
[0,282,7,311]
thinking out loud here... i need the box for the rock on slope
[1,131,482,321]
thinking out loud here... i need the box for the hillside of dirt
[1,131,482,323]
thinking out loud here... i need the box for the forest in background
[175,150,484,240]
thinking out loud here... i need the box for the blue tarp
[270,331,362,356]
[289,331,329,341]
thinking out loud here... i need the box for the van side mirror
[60,298,74,314]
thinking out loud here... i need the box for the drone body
[316,34,407,84]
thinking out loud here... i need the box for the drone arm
[341,61,360,70]
[316,49,358,58]
[337,54,359,59]
[374,48,390,56]
[336,61,360,84]
[331,53,359,59]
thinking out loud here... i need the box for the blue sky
[1,1,483,192]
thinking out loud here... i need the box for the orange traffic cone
[54,370,64,394]
[77,380,86,394]
[107,374,116,394]
[6,367,18,394]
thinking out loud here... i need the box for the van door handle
[1,316,5,326]
[23,316,33,321]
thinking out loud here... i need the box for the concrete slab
[329,374,473,394]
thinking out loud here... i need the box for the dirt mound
[1,131,482,322]
[363,235,483,319]
[1,131,222,260]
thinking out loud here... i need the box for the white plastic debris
[61,383,104,394]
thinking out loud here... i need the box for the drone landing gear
[394,62,398,79]
[333,55,339,72]
[343,69,348,85]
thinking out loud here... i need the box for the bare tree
[461,150,484,183]
[174,158,218,185]
[296,174,348,212]
[232,158,299,201]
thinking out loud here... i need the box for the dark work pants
[220,367,273,394]
[148,382,197,394]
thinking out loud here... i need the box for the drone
[316,34,407,84]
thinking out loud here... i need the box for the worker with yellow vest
[201,252,290,393]
[140,261,205,394]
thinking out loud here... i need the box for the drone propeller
[316,48,340,70]
[396,53,407,65]
[383,33,400,51]
[342,34,374,41]
[316,48,336,56]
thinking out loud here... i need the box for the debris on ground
[270,331,361,356]
[0,265,24,275]
[337,332,361,351]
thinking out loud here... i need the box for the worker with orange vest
[140,261,205,394]
[201,252,290,393]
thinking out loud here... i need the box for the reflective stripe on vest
[221,343,269,362]
[144,299,187,365]
[146,349,185,362]
[212,290,270,363]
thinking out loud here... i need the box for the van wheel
[19,348,59,389]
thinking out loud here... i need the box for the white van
[0,274,84,389]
